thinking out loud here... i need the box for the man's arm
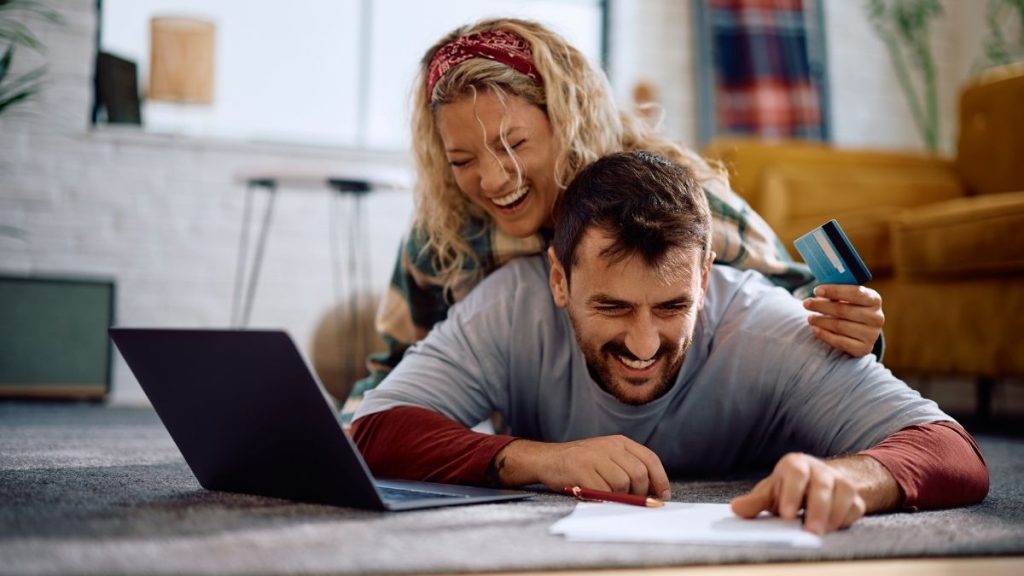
[731,420,989,534]
[352,405,672,497]
[351,406,516,484]
[860,420,989,510]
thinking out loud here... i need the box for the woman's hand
[803,284,884,357]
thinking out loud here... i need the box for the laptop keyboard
[377,485,470,502]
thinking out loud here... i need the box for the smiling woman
[94,0,605,149]
[436,89,559,238]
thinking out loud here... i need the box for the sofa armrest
[892,189,1024,279]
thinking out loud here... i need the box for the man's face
[548,229,710,406]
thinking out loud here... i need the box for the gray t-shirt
[355,257,948,475]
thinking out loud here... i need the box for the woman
[347,18,883,412]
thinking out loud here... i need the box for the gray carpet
[0,402,1022,575]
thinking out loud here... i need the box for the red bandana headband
[426,29,542,98]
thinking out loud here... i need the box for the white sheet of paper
[549,502,821,548]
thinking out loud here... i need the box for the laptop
[109,328,533,511]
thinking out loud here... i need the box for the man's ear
[548,247,569,308]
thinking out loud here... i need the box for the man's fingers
[802,469,835,535]
[828,478,859,532]
[732,454,869,535]
[776,456,811,520]
[624,443,671,499]
[593,459,633,493]
[730,477,774,518]
[839,491,867,530]
[609,452,650,496]
[557,436,670,498]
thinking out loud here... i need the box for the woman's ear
[548,247,569,308]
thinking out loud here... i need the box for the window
[96,0,606,150]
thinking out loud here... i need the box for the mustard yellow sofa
[702,64,1024,381]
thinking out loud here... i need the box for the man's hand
[492,435,671,500]
[804,284,884,357]
[730,453,900,535]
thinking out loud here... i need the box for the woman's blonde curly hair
[411,17,724,295]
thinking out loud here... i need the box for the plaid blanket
[343,177,813,418]
[710,0,825,139]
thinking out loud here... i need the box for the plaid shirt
[347,176,814,412]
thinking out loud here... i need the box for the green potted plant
[865,0,943,153]
[975,0,1024,72]
[0,0,61,114]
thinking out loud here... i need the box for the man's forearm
[825,454,901,513]
[350,406,517,485]
[492,439,548,486]
[831,421,990,514]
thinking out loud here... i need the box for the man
[353,151,988,535]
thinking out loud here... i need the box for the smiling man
[352,151,988,534]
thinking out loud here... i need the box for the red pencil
[563,485,665,508]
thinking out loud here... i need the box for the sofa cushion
[871,276,1024,377]
[892,190,1024,278]
[704,138,960,213]
[757,161,963,227]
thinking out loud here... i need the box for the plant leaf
[0,62,44,89]
[0,84,35,113]
[0,224,29,241]
[0,0,63,52]
[0,44,11,82]
[0,0,62,24]
[0,64,45,101]
[0,17,42,50]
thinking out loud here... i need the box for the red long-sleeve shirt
[351,406,989,510]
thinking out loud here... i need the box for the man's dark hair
[552,151,711,282]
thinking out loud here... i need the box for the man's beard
[571,323,689,406]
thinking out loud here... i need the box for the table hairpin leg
[327,179,372,392]
[231,178,277,328]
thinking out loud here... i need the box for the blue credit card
[793,219,872,285]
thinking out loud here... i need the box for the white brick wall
[0,1,414,404]
[608,0,698,147]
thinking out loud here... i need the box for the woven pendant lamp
[148,17,215,104]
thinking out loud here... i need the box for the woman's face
[435,89,559,238]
